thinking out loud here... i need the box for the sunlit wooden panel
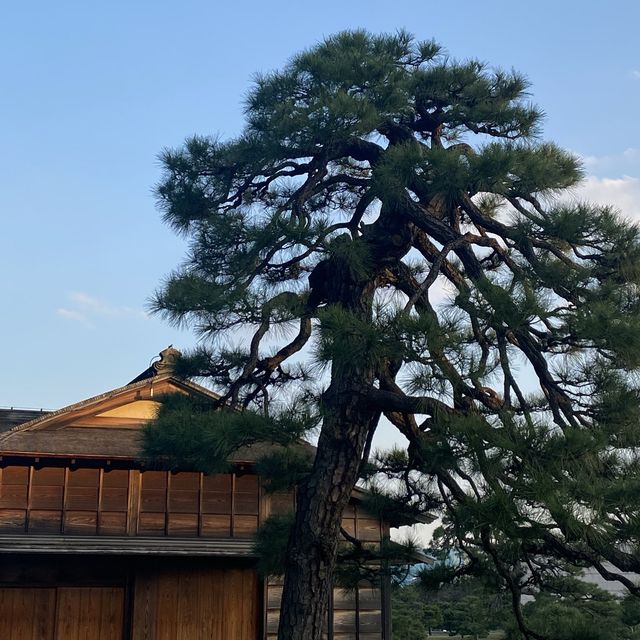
[233,515,258,538]
[200,514,231,536]
[97,400,160,419]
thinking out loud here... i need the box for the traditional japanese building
[0,348,408,640]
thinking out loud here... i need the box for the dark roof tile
[0,409,51,433]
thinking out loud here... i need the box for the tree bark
[277,257,379,639]
[276,386,379,638]
[277,213,413,640]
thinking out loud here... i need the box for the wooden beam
[0,535,257,556]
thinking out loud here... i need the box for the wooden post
[127,470,141,536]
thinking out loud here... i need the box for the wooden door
[132,566,259,639]
[0,587,124,640]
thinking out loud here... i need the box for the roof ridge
[0,406,52,412]
[0,375,220,437]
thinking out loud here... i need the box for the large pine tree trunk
[276,263,379,639]
[276,379,378,639]
[277,213,412,640]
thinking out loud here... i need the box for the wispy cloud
[56,307,93,327]
[577,148,639,175]
[570,175,640,221]
[631,69,640,80]
[57,292,147,327]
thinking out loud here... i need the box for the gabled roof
[0,373,222,461]
[0,348,318,467]
[4,374,218,434]
[0,348,435,524]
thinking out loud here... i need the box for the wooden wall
[0,555,259,640]
[0,466,259,538]
[0,465,390,638]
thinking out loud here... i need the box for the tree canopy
[393,572,640,640]
[145,30,640,640]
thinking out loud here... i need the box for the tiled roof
[0,425,313,464]
[0,409,51,433]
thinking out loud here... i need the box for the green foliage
[503,581,634,640]
[622,593,640,631]
[443,594,493,638]
[397,571,640,640]
[255,447,313,493]
[392,584,442,639]
[254,513,295,578]
[395,575,504,639]
[360,485,439,528]
[148,28,640,637]
[143,394,316,473]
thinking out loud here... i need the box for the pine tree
[502,575,633,640]
[392,584,436,639]
[145,30,640,640]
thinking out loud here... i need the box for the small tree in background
[417,563,505,638]
[145,30,640,640]
[502,575,634,640]
[622,592,640,636]
[398,570,640,639]
[392,583,442,639]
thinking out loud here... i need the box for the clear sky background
[1,0,639,415]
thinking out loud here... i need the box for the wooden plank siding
[0,465,389,639]
[0,466,261,539]
[132,564,259,640]
[54,587,125,640]
[0,587,56,639]
[0,586,124,640]
[0,555,258,640]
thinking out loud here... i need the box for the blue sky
[1,0,639,410]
